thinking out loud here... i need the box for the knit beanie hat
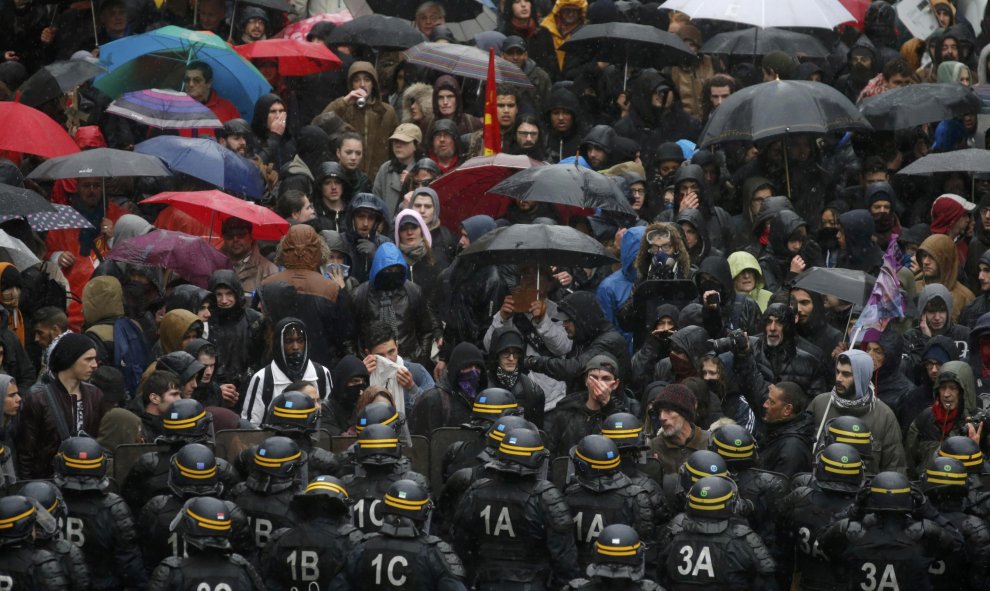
[49,333,96,373]
[654,383,697,423]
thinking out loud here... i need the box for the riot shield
[113,443,169,485]
[550,456,571,490]
[428,427,481,487]
[331,435,357,454]
[214,429,277,464]
[406,435,431,481]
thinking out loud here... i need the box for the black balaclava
[373,265,406,292]
[274,317,309,381]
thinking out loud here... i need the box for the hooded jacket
[342,192,393,284]
[737,304,825,399]
[527,291,631,390]
[839,209,884,273]
[728,251,772,312]
[965,310,990,400]
[906,360,977,476]
[961,250,990,327]
[901,335,961,428]
[158,309,199,355]
[82,275,125,343]
[578,124,618,170]
[613,69,702,148]
[409,342,487,436]
[425,118,464,173]
[597,225,643,347]
[903,284,970,372]
[207,269,265,395]
[868,328,914,425]
[487,324,546,428]
[529,0,589,81]
[793,287,842,359]
[352,243,436,365]
[431,75,481,137]
[401,82,435,139]
[251,93,296,170]
[759,209,806,293]
[915,233,975,322]
[542,88,587,163]
[808,349,906,473]
[651,324,711,385]
[731,176,774,251]
[321,354,369,436]
[695,255,763,340]
[676,207,715,267]
[262,225,354,368]
[322,61,398,175]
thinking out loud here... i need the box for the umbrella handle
[229,0,237,42]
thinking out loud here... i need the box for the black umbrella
[27,148,172,180]
[859,83,981,130]
[487,164,637,216]
[327,14,427,51]
[792,267,876,306]
[560,23,696,89]
[896,148,990,199]
[16,61,106,108]
[700,27,829,58]
[459,224,617,268]
[0,183,57,217]
[342,0,496,43]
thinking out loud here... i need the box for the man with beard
[219,217,278,298]
[508,114,544,160]
[791,287,842,361]
[647,384,710,474]
[758,381,813,477]
[426,119,462,174]
[579,125,617,171]
[543,88,586,163]
[866,182,902,245]
[218,119,252,157]
[807,349,906,473]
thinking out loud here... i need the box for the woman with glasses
[486,324,546,428]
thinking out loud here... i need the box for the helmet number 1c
[371,553,408,586]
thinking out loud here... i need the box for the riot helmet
[262,390,320,434]
[822,416,872,456]
[710,424,757,464]
[252,436,304,479]
[864,471,913,513]
[679,450,729,493]
[381,478,432,522]
[53,435,109,491]
[570,434,622,477]
[169,443,222,498]
[492,427,549,475]
[170,496,232,550]
[686,476,736,520]
[291,475,351,516]
[938,436,985,472]
[587,523,645,581]
[485,414,535,450]
[355,401,402,433]
[0,496,39,545]
[356,423,402,465]
[922,456,969,495]
[471,388,519,421]
[161,399,213,443]
[813,443,864,493]
[19,480,67,530]
[601,412,648,451]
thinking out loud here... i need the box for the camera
[707,329,747,355]
[356,97,367,109]
[961,408,990,433]
[704,292,721,306]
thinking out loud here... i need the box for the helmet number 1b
[860,562,899,591]
[288,550,320,581]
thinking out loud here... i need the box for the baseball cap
[389,123,422,144]
[503,35,526,52]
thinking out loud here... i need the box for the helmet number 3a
[676,545,715,579]
[860,562,899,591]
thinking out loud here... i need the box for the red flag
[483,47,501,156]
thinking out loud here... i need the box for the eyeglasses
[500,350,522,359]
[413,179,432,187]
[517,131,538,137]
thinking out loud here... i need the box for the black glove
[523,356,540,372]
[356,239,377,258]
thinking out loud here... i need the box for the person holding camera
[321,61,398,176]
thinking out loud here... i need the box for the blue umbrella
[95,26,271,120]
[134,136,264,200]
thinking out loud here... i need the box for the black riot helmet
[169,443,222,498]
[252,436,304,479]
[864,471,914,513]
[710,424,757,465]
[471,388,519,421]
[161,399,213,443]
[291,475,351,516]
[485,415,536,451]
[570,434,622,477]
[170,496,233,550]
[53,435,109,491]
[823,415,872,457]
[356,423,402,465]
[0,496,40,544]
[922,456,969,495]
[493,427,549,475]
[355,401,403,434]
[601,412,648,451]
[588,524,646,581]
[679,450,729,493]
[262,390,320,434]
[938,436,985,472]
[687,475,736,520]
[381,478,433,522]
[814,443,865,493]
[19,480,67,530]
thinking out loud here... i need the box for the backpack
[86,318,150,397]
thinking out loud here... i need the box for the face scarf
[495,366,520,389]
[931,399,959,436]
[457,367,482,400]
[399,241,428,265]
[873,211,896,233]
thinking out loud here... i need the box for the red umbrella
[141,189,289,240]
[235,38,342,76]
[275,11,353,41]
[0,102,79,158]
[838,0,870,28]
[430,153,544,231]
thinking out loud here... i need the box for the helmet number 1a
[861,562,899,591]
[371,553,407,586]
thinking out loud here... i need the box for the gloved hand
[356,239,377,258]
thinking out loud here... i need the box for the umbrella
[405,42,533,87]
[275,11,354,41]
[0,204,96,232]
[134,136,265,200]
[141,190,289,240]
[27,148,173,181]
[560,23,695,89]
[94,26,271,119]
[459,224,617,268]
[106,89,223,129]
[660,0,856,29]
[487,164,636,216]
[700,28,830,58]
[234,39,342,76]
[792,266,876,306]
[343,0,496,44]
[858,83,982,130]
[898,149,990,176]
[0,102,80,159]
[327,14,427,51]
[839,0,870,28]
[430,154,544,232]
[106,229,232,288]
[0,183,57,217]
[16,60,106,108]
[0,229,42,271]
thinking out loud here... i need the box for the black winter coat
[758,412,814,478]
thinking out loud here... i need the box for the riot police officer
[0,495,71,590]
[147,496,265,590]
[452,427,580,590]
[814,415,876,475]
[658,476,776,590]
[263,475,365,589]
[331,479,469,590]
[230,435,306,552]
[442,387,520,480]
[122,398,240,511]
[137,443,253,573]
[775,443,864,591]
[920,456,990,590]
[564,434,655,569]
[341,423,430,535]
[937,435,990,491]
[661,450,730,515]
[336,401,413,477]
[563,524,664,590]
[257,389,339,475]
[19,480,90,591]
[601,412,670,524]
[819,471,962,591]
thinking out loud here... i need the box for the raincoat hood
[619,226,644,282]
[557,290,610,345]
[874,327,904,378]
[160,309,200,354]
[432,75,465,120]
[279,224,324,271]
[728,251,764,289]
[696,255,734,303]
[251,93,286,140]
[208,269,245,320]
[345,193,390,239]
[751,196,793,236]
[839,209,882,271]
[670,325,711,359]
[741,176,773,225]
[544,87,581,118]
[369,242,409,287]
[446,342,487,392]
[917,233,960,290]
[935,360,976,416]
[273,317,310,382]
[111,214,153,247]
[838,348,875,405]
[426,118,463,155]
[768,210,807,258]
[917,283,954,324]
[167,284,210,314]
[82,275,124,327]
[936,60,968,84]
[348,61,380,98]
[461,214,497,243]
[676,207,710,258]
[490,323,526,357]
[402,83,434,125]
[628,69,668,127]
[539,0,589,57]
[393,209,432,247]
[330,354,369,402]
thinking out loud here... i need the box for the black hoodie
[409,342,487,436]
[322,354,370,435]
[543,88,587,163]
[207,269,265,398]
[614,69,702,147]
[759,209,807,293]
[695,256,763,340]
[488,324,546,428]
[342,193,392,284]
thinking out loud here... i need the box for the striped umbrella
[404,42,533,87]
[107,89,222,129]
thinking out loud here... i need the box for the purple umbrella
[106,88,222,129]
[106,229,232,288]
